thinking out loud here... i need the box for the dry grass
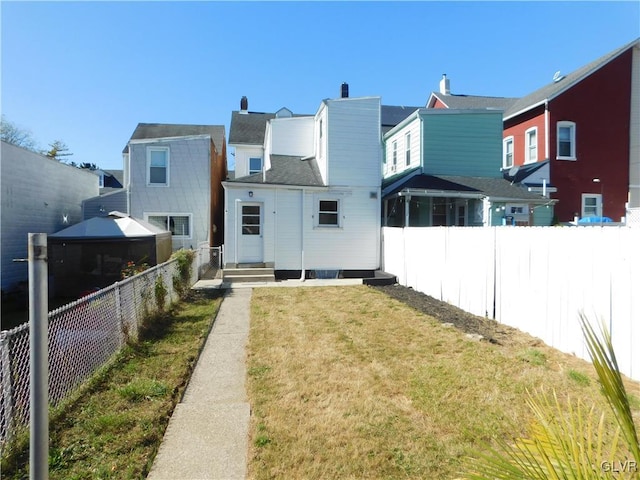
[246,285,640,480]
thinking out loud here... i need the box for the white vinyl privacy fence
[382,226,640,381]
[0,254,200,447]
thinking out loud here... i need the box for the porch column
[404,195,411,227]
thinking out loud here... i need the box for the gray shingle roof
[228,111,276,145]
[429,93,518,111]
[124,123,226,153]
[227,155,324,187]
[385,174,549,203]
[381,105,421,133]
[439,175,550,202]
[504,38,639,119]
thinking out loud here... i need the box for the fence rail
[0,251,203,447]
[382,226,640,381]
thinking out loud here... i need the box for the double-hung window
[405,133,411,166]
[503,136,514,169]
[147,214,191,238]
[147,147,169,186]
[557,121,576,160]
[249,157,263,175]
[318,199,339,227]
[525,127,537,164]
[392,141,398,168]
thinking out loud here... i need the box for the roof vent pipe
[240,96,248,111]
[439,74,450,95]
[341,82,349,98]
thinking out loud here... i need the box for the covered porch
[382,174,555,227]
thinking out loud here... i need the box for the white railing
[382,226,640,381]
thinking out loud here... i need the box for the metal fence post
[29,233,49,480]
[0,333,14,443]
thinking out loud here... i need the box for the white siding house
[224,96,382,277]
[1,141,99,293]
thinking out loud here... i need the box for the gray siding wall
[422,110,503,177]
[128,137,211,250]
[82,190,127,220]
[1,142,99,292]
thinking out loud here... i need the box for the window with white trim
[581,194,602,218]
[525,127,537,164]
[147,214,191,238]
[503,136,514,169]
[392,141,398,167]
[147,147,169,186]
[557,121,576,160]
[405,133,411,166]
[317,199,340,227]
[249,157,263,175]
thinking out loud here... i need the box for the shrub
[171,249,195,299]
[154,276,167,311]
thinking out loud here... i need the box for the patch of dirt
[372,284,542,348]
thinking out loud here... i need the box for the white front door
[238,203,263,263]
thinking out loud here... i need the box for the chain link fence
[197,246,222,280]
[0,253,199,447]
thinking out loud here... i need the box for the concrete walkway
[147,278,374,479]
[147,288,252,480]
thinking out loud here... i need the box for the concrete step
[222,268,275,283]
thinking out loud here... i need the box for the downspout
[300,188,306,281]
[544,100,549,160]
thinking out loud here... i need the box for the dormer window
[249,157,263,175]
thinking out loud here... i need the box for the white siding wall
[303,187,380,270]
[224,185,380,271]
[383,116,421,179]
[325,97,382,187]
[1,142,99,292]
[268,117,314,157]
[314,104,329,184]
[128,137,211,250]
[233,145,264,178]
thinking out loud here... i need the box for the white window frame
[316,199,340,228]
[145,213,192,239]
[503,136,514,169]
[249,157,263,175]
[146,146,170,186]
[525,127,537,164]
[581,194,602,218]
[392,140,398,167]
[557,121,577,160]
[405,132,411,166]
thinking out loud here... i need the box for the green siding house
[382,109,554,227]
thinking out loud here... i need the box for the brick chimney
[240,96,248,112]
